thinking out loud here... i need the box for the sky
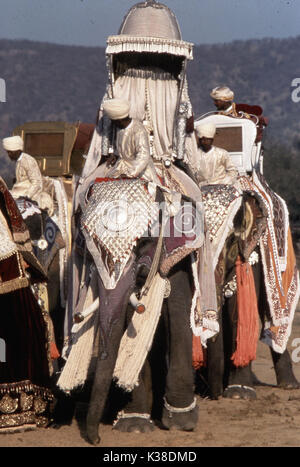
[0,0,299,47]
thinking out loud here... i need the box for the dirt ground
[1,308,300,449]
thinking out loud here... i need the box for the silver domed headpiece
[106,1,193,60]
[118,1,182,40]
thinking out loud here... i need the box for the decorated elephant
[57,175,217,445]
[189,110,300,400]
[55,1,219,445]
[2,133,71,356]
[13,180,69,355]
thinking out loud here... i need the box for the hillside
[0,37,299,213]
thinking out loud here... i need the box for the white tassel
[113,273,166,391]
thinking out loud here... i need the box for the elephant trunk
[86,260,137,445]
[86,317,125,445]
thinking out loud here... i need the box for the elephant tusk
[129,293,146,314]
[72,297,100,332]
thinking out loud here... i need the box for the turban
[195,123,216,139]
[2,135,24,151]
[102,98,130,120]
[210,86,234,102]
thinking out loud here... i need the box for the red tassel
[231,257,259,367]
[192,335,206,369]
[50,341,60,360]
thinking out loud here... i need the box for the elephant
[55,175,217,445]
[198,175,300,401]
[86,256,198,443]
[51,0,220,443]
[15,196,67,355]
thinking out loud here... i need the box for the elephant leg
[252,259,299,389]
[113,297,154,433]
[205,252,226,399]
[206,306,224,400]
[86,316,126,445]
[50,390,76,428]
[270,348,300,389]
[223,365,256,400]
[86,263,136,445]
[113,360,154,433]
[161,259,198,431]
[47,252,65,354]
[222,292,256,400]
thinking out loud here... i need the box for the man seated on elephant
[3,135,54,216]
[210,86,268,143]
[102,98,160,185]
[210,86,240,118]
[193,122,238,187]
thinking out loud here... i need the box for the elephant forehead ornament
[81,178,159,265]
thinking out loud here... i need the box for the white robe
[192,145,238,186]
[107,119,160,184]
[11,153,54,214]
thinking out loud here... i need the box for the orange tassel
[231,256,259,367]
[192,335,206,369]
[50,341,60,360]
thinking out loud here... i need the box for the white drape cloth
[113,69,178,160]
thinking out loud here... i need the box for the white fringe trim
[57,279,98,392]
[52,179,70,308]
[106,35,193,60]
[113,273,166,391]
[57,311,96,392]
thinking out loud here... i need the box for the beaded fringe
[0,380,53,401]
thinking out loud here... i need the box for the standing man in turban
[102,98,160,184]
[2,135,54,215]
[193,122,238,186]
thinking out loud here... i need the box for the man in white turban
[102,98,160,183]
[102,98,130,122]
[210,86,237,115]
[210,85,254,122]
[2,135,54,215]
[193,122,238,186]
